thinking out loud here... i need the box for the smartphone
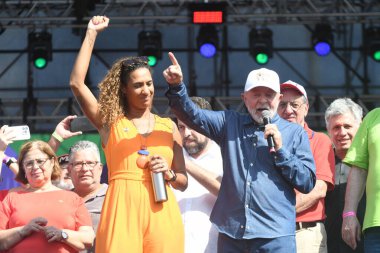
[70,116,96,132]
[8,125,31,141]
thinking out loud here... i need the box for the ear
[66,164,73,175]
[304,103,309,117]
[121,84,127,95]
[241,92,246,102]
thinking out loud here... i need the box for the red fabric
[0,190,92,253]
[0,190,8,202]
[296,123,335,222]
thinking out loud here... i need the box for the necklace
[131,114,153,169]
[131,113,152,149]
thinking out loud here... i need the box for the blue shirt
[166,83,316,239]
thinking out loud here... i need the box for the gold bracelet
[52,131,64,142]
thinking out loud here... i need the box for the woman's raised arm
[70,16,109,131]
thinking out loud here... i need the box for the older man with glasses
[278,80,335,253]
[68,140,108,253]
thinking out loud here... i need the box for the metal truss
[1,0,380,133]
[1,95,379,132]
[1,0,380,29]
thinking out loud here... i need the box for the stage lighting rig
[189,2,226,24]
[312,24,333,56]
[249,28,273,65]
[364,27,380,62]
[28,32,52,69]
[197,25,219,58]
[138,30,162,67]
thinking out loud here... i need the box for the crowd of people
[1,15,378,253]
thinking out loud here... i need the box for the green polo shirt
[344,108,380,231]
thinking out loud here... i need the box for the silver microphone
[262,110,276,154]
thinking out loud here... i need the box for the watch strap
[166,170,177,182]
[5,157,17,167]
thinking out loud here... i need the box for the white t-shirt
[174,141,223,253]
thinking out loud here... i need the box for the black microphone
[262,110,276,154]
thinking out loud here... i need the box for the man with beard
[164,52,316,253]
[173,96,223,253]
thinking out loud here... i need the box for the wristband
[2,154,9,164]
[166,170,177,182]
[342,211,356,218]
[52,131,64,143]
[5,157,17,167]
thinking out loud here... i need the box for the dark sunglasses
[122,56,149,69]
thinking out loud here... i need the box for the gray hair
[325,98,363,128]
[69,140,101,162]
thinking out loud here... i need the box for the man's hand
[163,52,183,86]
[54,115,82,140]
[342,215,361,250]
[87,16,109,33]
[264,123,282,151]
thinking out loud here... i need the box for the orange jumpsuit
[96,116,184,253]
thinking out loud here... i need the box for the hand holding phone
[7,125,31,141]
[70,116,96,132]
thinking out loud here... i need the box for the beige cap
[244,68,280,93]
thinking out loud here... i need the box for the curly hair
[98,56,152,127]
[16,140,61,185]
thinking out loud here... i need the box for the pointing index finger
[168,52,179,66]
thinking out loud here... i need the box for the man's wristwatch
[5,157,17,167]
[61,230,68,241]
[166,170,177,182]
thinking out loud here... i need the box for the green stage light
[28,32,52,69]
[249,28,273,65]
[147,56,157,67]
[373,50,380,61]
[364,27,380,62]
[138,31,162,67]
[255,53,269,65]
[34,57,47,69]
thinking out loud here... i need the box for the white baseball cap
[280,80,308,100]
[244,68,280,93]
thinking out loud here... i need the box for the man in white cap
[278,80,335,253]
[164,52,316,253]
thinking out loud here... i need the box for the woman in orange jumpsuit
[69,16,187,253]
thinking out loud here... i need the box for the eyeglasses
[71,161,100,170]
[122,56,149,69]
[23,157,52,170]
[278,101,305,111]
